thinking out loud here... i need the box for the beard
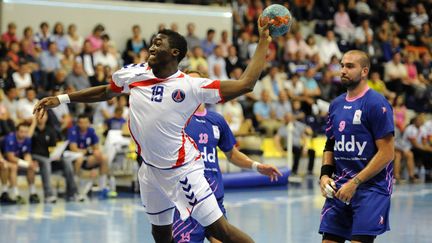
[341,76,361,90]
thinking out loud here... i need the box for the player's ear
[171,48,180,58]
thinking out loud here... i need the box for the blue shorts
[173,199,225,243]
[319,189,391,240]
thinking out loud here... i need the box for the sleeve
[110,63,148,94]
[191,77,223,104]
[325,102,335,139]
[90,129,99,145]
[24,139,32,154]
[3,135,16,153]
[67,127,78,144]
[368,97,394,140]
[217,116,237,152]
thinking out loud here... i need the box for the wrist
[352,177,362,186]
[57,94,70,104]
[251,161,261,172]
[320,164,335,179]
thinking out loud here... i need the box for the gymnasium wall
[0,0,232,51]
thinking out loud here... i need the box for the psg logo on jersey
[172,89,186,103]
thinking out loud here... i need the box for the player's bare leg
[206,216,254,243]
[151,224,174,243]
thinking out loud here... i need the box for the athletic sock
[99,175,107,190]
[29,184,37,194]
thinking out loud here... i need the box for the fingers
[324,184,335,198]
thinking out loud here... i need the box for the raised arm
[33,85,121,120]
[220,16,272,101]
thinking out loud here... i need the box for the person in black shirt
[30,115,79,203]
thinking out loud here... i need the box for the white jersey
[111,63,223,169]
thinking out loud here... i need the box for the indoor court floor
[0,178,430,243]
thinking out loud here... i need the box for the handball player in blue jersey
[173,72,282,243]
[319,50,395,243]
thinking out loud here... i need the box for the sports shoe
[44,196,57,204]
[0,192,16,205]
[66,193,85,202]
[99,188,117,199]
[15,195,26,204]
[29,194,40,204]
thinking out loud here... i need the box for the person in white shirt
[319,30,342,64]
[34,18,275,243]
[17,87,39,123]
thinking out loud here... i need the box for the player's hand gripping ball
[260,4,293,37]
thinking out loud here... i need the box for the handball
[261,4,292,37]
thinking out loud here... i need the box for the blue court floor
[0,178,431,243]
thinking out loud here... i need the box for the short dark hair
[78,114,89,120]
[158,29,187,63]
[16,122,30,130]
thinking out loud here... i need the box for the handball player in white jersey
[33,17,273,243]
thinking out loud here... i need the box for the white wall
[1,0,232,52]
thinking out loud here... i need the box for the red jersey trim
[201,80,224,103]
[127,119,142,157]
[129,73,185,89]
[110,79,123,93]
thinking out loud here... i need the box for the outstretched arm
[224,147,282,182]
[33,85,121,120]
[220,16,272,101]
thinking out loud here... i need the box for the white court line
[82,209,109,216]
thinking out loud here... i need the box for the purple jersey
[3,133,32,158]
[172,109,235,243]
[67,126,99,149]
[325,88,394,195]
[185,109,237,200]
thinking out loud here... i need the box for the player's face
[148,34,173,67]
[340,53,367,90]
[17,126,29,140]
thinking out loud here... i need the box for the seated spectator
[66,24,84,55]
[394,125,418,184]
[188,46,208,74]
[6,41,20,72]
[89,64,108,87]
[393,95,408,132]
[260,65,287,101]
[1,22,18,48]
[359,34,382,65]
[93,97,117,128]
[39,42,62,88]
[1,87,19,123]
[12,61,33,97]
[354,19,373,47]
[185,23,200,51]
[384,52,408,94]
[405,114,432,182]
[207,45,227,80]
[47,69,68,92]
[218,30,232,58]
[273,113,315,176]
[67,115,114,198]
[86,24,105,53]
[33,22,51,52]
[300,68,321,115]
[75,40,95,77]
[410,3,429,30]
[222,98,253,136]
[17,87,39,124]
[21,26,37,59]
[368,71,396,101]
[253,90,281,137]
[201,29,216,57]
[61,46,75,74]
[285,31,310,60]
[333,3,355,42]
[105,107,126,133]
[122,25,147,65]
[3,122,40,203]
[416,52,432,85]
[0,151,19,205]
[93,35,118,70]
[65,62,91,92]
[30,115,80,203]
[52,22,69,53]
[0,59,14,90]
[225,45,244,75]
[319,30,342,64]
[272,89,292,121]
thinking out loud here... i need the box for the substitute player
[319,50,395,243]
[34,17,272,243]
[173,72,281,243]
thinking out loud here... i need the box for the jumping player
[34,17,272,243]
[173,72,281,243]
[319,50,395,243]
